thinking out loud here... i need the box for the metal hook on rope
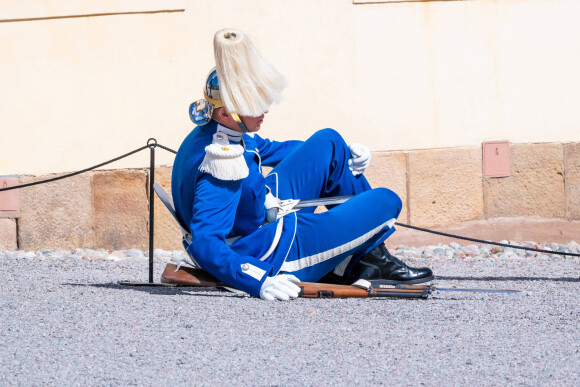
[147,138,158,149]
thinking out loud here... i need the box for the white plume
[213,28,286,117]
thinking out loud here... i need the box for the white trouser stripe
[279,218,395,273]
[333,255,353,276]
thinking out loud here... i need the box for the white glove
[259,274,301,301]
[348,143,371,176]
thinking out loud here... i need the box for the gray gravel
[1,245,579,386]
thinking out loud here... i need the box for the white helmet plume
[213,28,286,117]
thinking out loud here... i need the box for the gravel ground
[1,245,579,386]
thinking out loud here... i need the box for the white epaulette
[199,132,249,180]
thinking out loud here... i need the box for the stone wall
[1,141,579,250]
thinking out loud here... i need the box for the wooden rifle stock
[161,263,223,287]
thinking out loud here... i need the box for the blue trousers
[265,129,402,282]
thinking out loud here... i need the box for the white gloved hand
[259,274,301,301]
[348,143,371,176]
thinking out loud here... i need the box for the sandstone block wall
[407,148,483,228]
[18,174,94,250]
[0,218,17,250]
[565,143,580,219]
[1,141,579,251]
[483,143,565,218]
[92,170,149,250]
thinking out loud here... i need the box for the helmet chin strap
[230,112,248,133]
[203,91,248,133]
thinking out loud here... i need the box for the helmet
[188,68,222,125]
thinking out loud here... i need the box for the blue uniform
[172,120,402,297]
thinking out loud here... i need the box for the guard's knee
[373,188,403,219]
[311,128,346,148]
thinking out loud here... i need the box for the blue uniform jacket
[172,120,302,296]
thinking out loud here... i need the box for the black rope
[156,144,177,154]
[1,140,577,258]
[395,222,580,257]
[0,142,177,192]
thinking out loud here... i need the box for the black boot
[351,244,434,286]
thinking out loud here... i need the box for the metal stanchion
[148,138,156,283]
[119,138,170,287]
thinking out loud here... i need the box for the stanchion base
[118,281,177,287]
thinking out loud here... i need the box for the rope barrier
[156,143,177,154]
[395,222,580,257]
[2,145,140,192]
[1,139,578,259]
[0,142,178,192]
[0,138,179,284]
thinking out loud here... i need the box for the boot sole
[367,275,435,288]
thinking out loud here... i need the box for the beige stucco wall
[1,0,579,176]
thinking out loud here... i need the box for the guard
[171,28,433,300]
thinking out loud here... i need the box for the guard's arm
[254,134,302,166]
[188,175,273,297]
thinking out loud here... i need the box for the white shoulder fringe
[199,133,249,181]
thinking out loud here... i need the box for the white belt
[264,191,300,223]
[257,216,284,261]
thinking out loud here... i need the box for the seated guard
[172,28,433,300]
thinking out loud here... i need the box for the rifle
[159,263,519,298]
[160,264,429,298]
